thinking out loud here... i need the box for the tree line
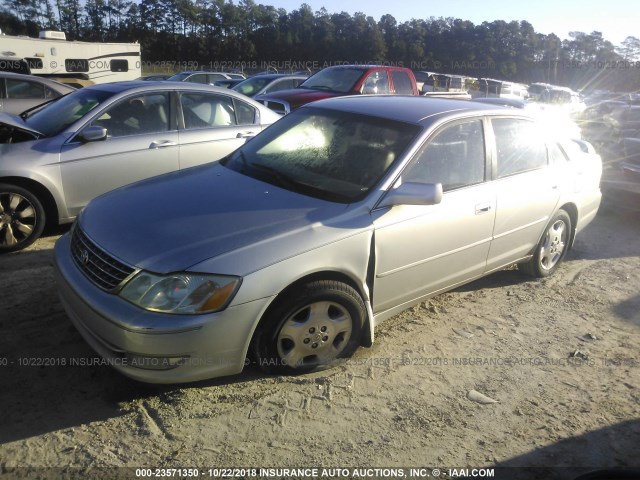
[2,0,640,91]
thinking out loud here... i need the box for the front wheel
[252,280,366,374]
[0,184,46,253]
[520,209,572,278]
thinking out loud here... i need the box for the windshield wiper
[19,95,64,119]
[247,162,300,190]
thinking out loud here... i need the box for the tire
[520,209,572,278]
[252,280,366,375]
[0,184,46,253]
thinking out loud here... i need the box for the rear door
[484,117,561,272]
[177,91,262,169]
[373,118,495,314]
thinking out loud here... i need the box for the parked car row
[0,81,281,251]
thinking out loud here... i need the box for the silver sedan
[0,81,281,251]
[0,72,75,115]
[54,96,602,383]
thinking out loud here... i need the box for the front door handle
[149,140,177,149]
[475,202,492,214]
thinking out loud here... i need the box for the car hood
[257,88,344,108]
[79,163,367,274]
[0,113,44,137]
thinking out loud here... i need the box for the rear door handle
[149,140,177,149]
[475,202,492,214]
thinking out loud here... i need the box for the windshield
[222,107,420,203]
[24,88,115,137]
[299,67,367,93]
[232,76,273,97]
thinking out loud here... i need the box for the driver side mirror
[77,126,107,143]
[378,182,443,208]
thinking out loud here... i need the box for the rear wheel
[0,184,46,253]
[252,280,366,374]
[520,209,571,278]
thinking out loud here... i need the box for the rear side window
[6,79,45,99]
[391,71,413,95]
[181,92,236,128]
[233,99,256,124]
[492,118,547,178]
[549,142,569,165]
[188,74,208,84]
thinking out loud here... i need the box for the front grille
[71,226,136,291]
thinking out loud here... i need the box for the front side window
[493,118,547,178]
[91,92,170,137]
[402,119,486,191]
[222,107,420,203]
[362,71,390,95]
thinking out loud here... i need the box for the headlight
[119,272,241,314]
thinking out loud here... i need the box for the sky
[252,0,637,46]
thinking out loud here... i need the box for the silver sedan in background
[54,96,602,384]
[0,81,281,251]
[232,74,308,98]
[0,72,75,114]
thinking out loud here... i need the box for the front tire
[0,184,46,253]
[252,280,366,374]
[520,209,571,278]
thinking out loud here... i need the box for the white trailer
[0,30,141,86]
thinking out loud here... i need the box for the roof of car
[306,95,515,125]
[249,73,307,79]
[82,80,237,94]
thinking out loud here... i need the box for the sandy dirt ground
[0,202,639,480]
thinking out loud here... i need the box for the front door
[373,118,495,314]
[60,91,178,216]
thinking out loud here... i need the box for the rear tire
[252,280,366,374]
[0,184,46,253]
[520,209,571,278]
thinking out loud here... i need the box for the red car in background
[254,65,419,114]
